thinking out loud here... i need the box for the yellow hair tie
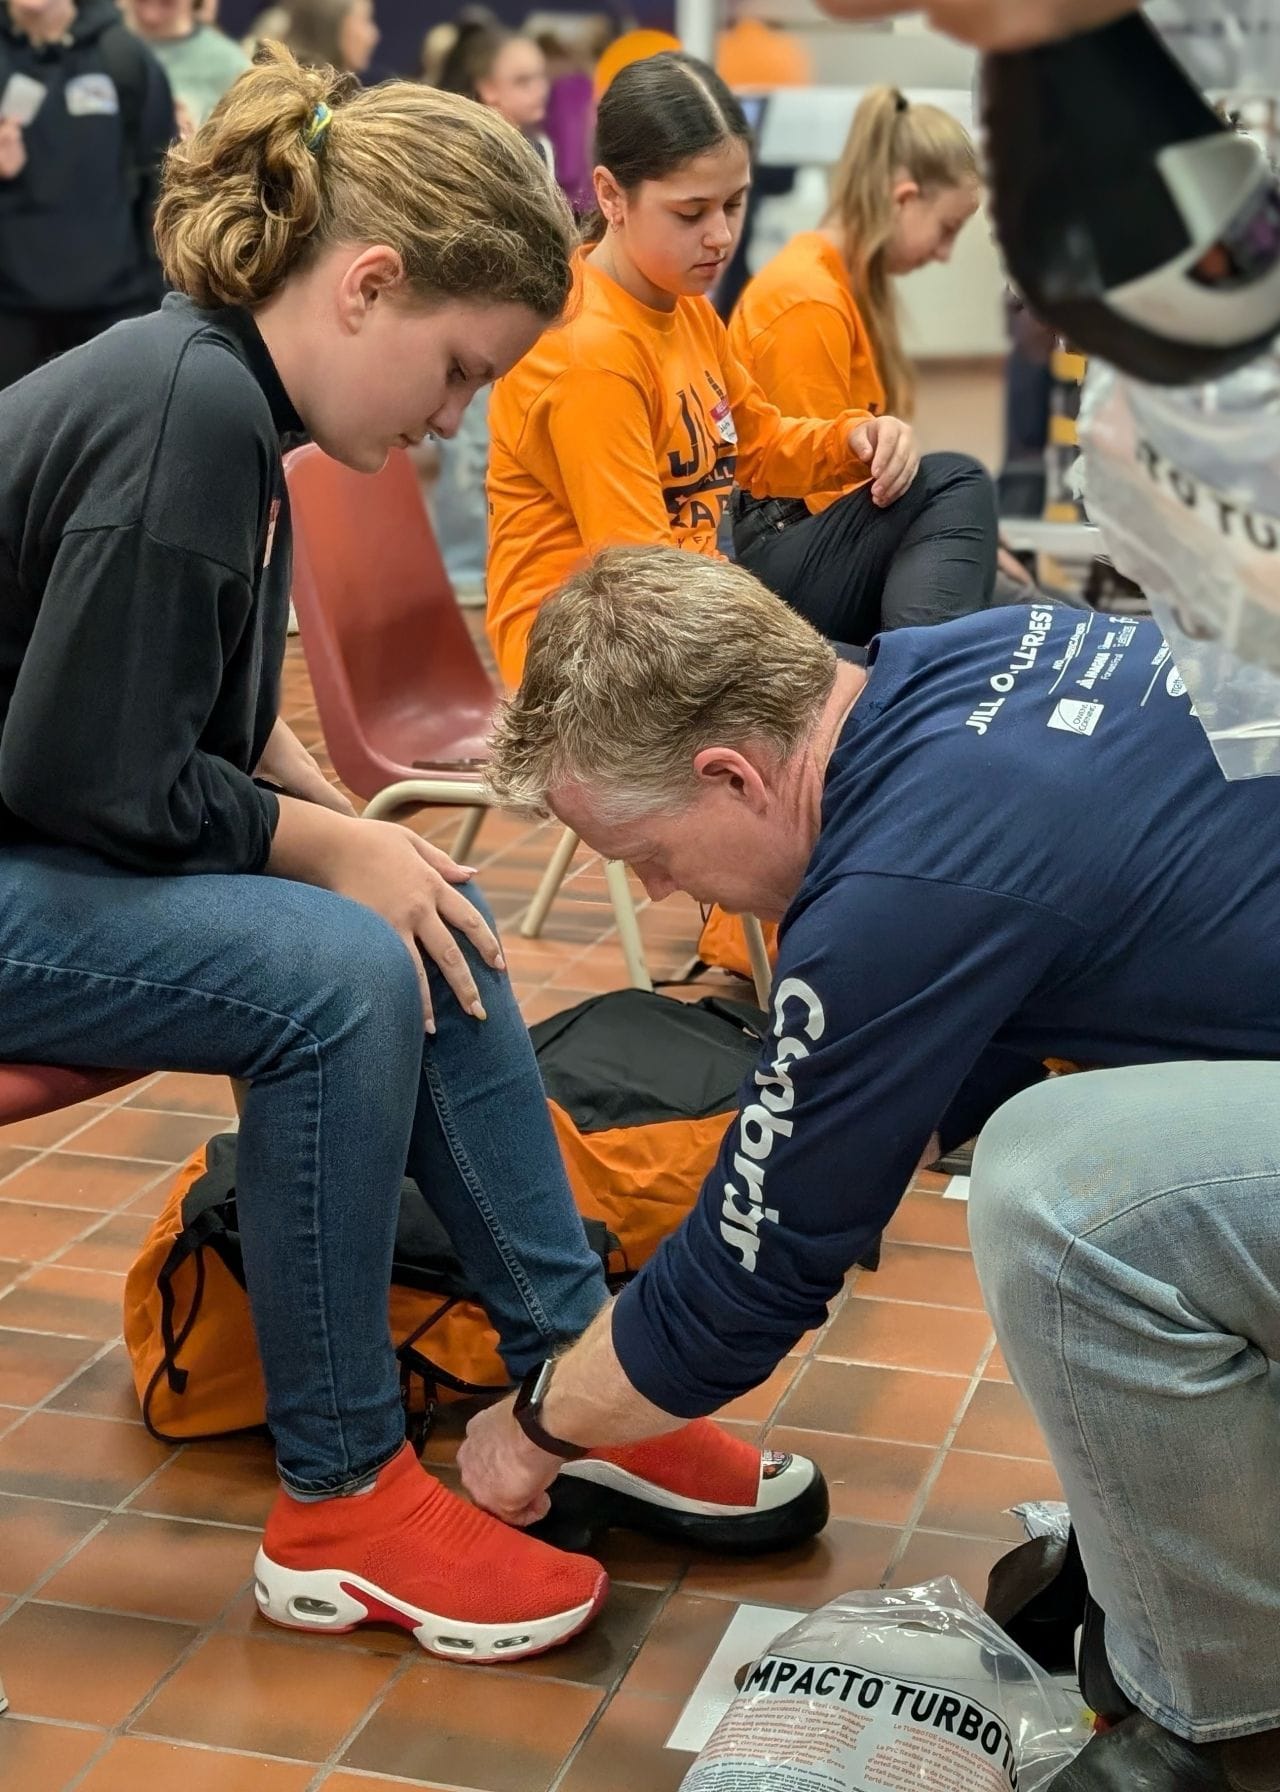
[303,102,333,153]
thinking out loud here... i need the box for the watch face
[517,1360,556,1417]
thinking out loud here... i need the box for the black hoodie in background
[0,0,175,313]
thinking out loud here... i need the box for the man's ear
[692,746,769,812]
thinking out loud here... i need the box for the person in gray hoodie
[0,0,174,389]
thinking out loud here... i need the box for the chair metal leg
[743,914,773,1010]
[363,779,491,822]
[521,825,579,939]
[450,806,487,864]
[605,858,653,991]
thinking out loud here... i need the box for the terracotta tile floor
[0,637,1059,1790]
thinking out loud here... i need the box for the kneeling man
[462,546,1280,1791]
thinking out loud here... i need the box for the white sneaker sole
[559,1451,818,1517]
[253,1548,608,1663]
[533,1451,830,1556]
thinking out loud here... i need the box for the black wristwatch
[513,1360,590,1461]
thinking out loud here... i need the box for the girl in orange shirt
[730,87,1045,631]
[486,51,934,686]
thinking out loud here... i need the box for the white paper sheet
[666,1602,808,1754]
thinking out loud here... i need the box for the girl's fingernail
[458,865,478,876]
[494,954,507,972]
[470,1002,488,1021]
[425,1018,437,1035]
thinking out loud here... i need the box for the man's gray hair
[486,545,839,820]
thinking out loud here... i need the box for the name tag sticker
[711,395,737,445]
[65,74,120,117]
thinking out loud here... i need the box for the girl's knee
[276,888,423,1046]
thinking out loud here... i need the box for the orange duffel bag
[696,907,779,984]
[124,990,771,1446]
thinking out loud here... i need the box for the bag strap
[140,1209,242,1445]
[395,1301,514,1453]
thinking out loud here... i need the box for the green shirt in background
[148,24,249,126]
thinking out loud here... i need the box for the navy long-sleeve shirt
[613,603,1280,1415]
[0,294,301,871]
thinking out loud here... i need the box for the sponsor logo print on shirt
[65,74,119,117]
[1048,698,1104,736]
[719,976,825,1274]
[964,606,1057,735]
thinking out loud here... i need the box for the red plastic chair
[0,1063,134,1126]
[285,445,656,987]
[285,443,501,862]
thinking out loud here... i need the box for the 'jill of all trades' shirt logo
[663,372,738,533]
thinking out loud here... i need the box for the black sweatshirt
[0,0,175,313]
[0,293,303,873]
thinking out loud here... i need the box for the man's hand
[457,1398,562,1527]
[0,121,27,181]
[254,717,356,816]
[460,1303,686,1520]
[849,416,920,508]
[811,0,1140,50]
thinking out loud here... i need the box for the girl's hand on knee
[323,820,506,1033]
[849,416,920,507]
[405,834,480,886]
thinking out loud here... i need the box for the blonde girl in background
[730,85,1045,620]
[727,85,1033,641]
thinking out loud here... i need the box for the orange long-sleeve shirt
[728,231,886,518]
[485,248,872,686]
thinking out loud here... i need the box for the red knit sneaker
[535,1420,828,1556]
[254,1443,608,1663]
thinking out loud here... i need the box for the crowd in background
[0,0,834,393]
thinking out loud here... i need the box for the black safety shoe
[1049,1716,1280,1791]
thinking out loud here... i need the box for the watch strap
[513,1361,590,1461]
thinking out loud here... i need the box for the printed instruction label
[680,1655,1019,1792]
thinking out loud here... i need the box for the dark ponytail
[438,18,510,101]
[584,51,753,244]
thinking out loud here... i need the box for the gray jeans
[970,1061,1280,1744]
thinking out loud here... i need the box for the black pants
[732,451,1008,646]
[0,300,154,393]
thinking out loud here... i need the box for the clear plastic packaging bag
[678,1578,1090,1792]
[1147,0,1280,96]
[1010,1501,1073,1544]
[1078,353,1280,780]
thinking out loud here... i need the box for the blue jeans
[0,842,606,1494]
[969,1062,1280,1744]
